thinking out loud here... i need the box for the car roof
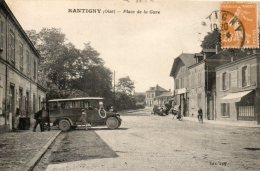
[48,97,104,102]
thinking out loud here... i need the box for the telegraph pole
[113,70,116,106]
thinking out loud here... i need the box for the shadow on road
[87,127,129,131]
[49,131,118,164]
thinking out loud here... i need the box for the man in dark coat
[33,108,44,132]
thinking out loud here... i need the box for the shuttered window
[240,64,251,87]
[19,43,23,71]
[221,103,230,117]
[9,30,15,64]
[0,20,4,50]
[222,72,229,91]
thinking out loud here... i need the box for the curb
[24,130,61,171]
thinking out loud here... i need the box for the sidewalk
[182,116,260,128]
[0,128,61,171]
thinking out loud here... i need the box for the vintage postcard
[0,0,259,171]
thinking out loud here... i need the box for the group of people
[153,97,204,123]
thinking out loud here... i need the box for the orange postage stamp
[220,2,258,48]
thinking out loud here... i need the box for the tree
[200,29,220,49]
[116,76,135,95]
[26,28,113,100]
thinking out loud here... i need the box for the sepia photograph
[0,0,259,170]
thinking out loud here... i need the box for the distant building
[154,91,172,107]
[0,1,46,131]
[145,85,169,107]
[216,54,260,124]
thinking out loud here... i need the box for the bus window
[49,102,58,110]
[83,101,89,108]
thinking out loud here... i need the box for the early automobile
[46,97,122,131]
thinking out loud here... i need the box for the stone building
[0,1,46,131]
[216,54,260,124]
[188,50,233,120]
[145,85,169,107]
[170,53,196,117]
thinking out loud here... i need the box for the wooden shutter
[247,64,251,86]
[227,71,230,90]
[219,72,223,91]
[238,66,242,88]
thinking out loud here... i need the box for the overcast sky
[6,0,220,92]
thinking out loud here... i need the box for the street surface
[35,108,260,171]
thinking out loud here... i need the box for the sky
[5,0,220,92]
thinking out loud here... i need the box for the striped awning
[221,90,253,103]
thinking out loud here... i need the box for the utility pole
[113,70,116,106]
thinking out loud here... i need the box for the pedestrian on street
[33,107,44,132]
[80,109,88,130]
[42,107,50,131]
[198,108,203,123]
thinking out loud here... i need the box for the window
[198,71,201,86]
[197,93,202,108]
[0,21,4,50]
[33,94,36,113]
[26,50,30,74]
[19,43,23,71]
[9,30,15,64]
[221,103,230,117]
[242,66,247,87]
[33,60,37,79]
[175,79,179,89]
[222,72,229,90]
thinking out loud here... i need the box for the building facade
[145,85,169,107]
[188,51,233,120]
[0,1,46,130]
[216,54,260,124]
[170,53,196,117]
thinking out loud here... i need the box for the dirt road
[36,109,260,171]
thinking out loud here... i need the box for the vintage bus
[46,97,121,131]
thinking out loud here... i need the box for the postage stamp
[220,2,258,48]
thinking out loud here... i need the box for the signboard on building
[175,88,186,95]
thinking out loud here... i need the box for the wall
[216,56,258,121]
[188,62,206,117]
[0,5,46,129]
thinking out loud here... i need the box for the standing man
[80,109,88,130]
[198,108,203,123]
[33,107,44,132]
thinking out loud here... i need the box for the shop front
[175,88,188,117]
[221,90,256,121]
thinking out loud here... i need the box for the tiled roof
[170,53,196,77]
[146,85,169,92]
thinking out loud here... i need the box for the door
[9,85,15,116]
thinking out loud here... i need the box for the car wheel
[59,119,71,132]
[106,117,119,129]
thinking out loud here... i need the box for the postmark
[220,2,258,48]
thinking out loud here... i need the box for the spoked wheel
[59,119,71,132]
[106,117,119,129]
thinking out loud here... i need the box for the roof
[155,92,172,98]
[170,53,196,77]
[1,1,41,58]
[202,49,216,53]
[48,97,104,102]
[146,85,168,92]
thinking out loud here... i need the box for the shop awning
[221,90,253,103]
